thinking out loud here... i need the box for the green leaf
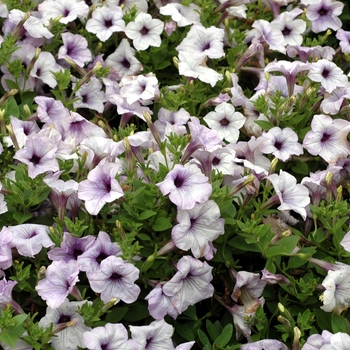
[331,313,350,333]
[214,323,233,347]
[254,120,274,131]
[152,217,173,231]
[123,304,149,321]
[206,320,221,342]
[0,325,25,347]
[138,210,157,220]
[314,309,332,332]
[13,212,33,224]
[198,329,211,347]
[182,305,198,320]
[176,321,199,341]
[265,236,300,258]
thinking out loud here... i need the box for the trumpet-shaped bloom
[0,227,12,270]
[172,200,224,258]
[241,339,288,350]
[36,260,80,309]
[302,330,350,350]
[83,323,138,350]
[58,32,92,67]
[157,164,212,210]
[0,278,17,308]
[203,102,245,143]
[87,256,141,304]
[130,319,175,350]
[159,3,200,27]
[125,12,164,51]
[9,224,54,258]
[336,29,350,54]
[39,300,91,350]
[162,256,214,313]
[78,161,124,215]
[86,5,125,42]
[267,170,310,220]
[303,114,350,163]
[306,0,343,33]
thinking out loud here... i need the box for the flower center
[58,314,71,323]
[202,42,211,51]
[174,175,184,188]
[212,157,220,166]
[120,58,131,69]
[318,7,328,16]
[96,252,108,264]
[322,68,330,78]
[110,272,121,280]
[220,118,230,126]
[30,154,41,165]
[104,19,113,28]
[282,27,291,36]
[321,132,331,142]
[274,140,283,150]
[140,26,149,35]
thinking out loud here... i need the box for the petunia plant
[1,0,350,349]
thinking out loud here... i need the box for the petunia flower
[241,339,289,350]
[172,200,224,259]
[157,164,212,210]
[302,114,350,163]
[162,256,214,313]
[35,260,80,309]
[58,32,92,67]
[203,102,245,143]
[74,77,107,113]
[308,59,348,94]
[302,330,350,350]
[83,323,138,350]
[38,0,89,25]
[0,227,12,270]
[261,126,303,161]
[176,24,225,59]
[86,5,125,42]
[87,255,141,304]
[48,231,96,263]
[306,0,344,33]
[77,231,122,272]
[39,299,91,350]
[266,170,310,220]
[78,161,124,215]
[130,319,175,350]
[320,266,350,314]
[105,39,143,78]
[9,224,54,258]
[159,3,201,27]
[336,29,350,53]
[125,12,164,51]
[320,86,350,115]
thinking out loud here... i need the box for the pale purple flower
[261,126,303,161]
[58,32,92,67]
[86,5,125,42]
[0,278,17,308]
[162,256,214,313]
[83,323,137,350]
[39,300,91,350]
[14,133,59,178]
[48,232,95,263]
[36,260,80,309]
[320,266,350,314]
[287,44,335,62]
[130,319,175,350]
[74,77,106,113]
[172,200,224,259]
[9,224,54,258]
[105,39,143,78]
[264,60,311,96]
[178,52,223,87]
[87,256,140,304]
[157,164,212,210]
[261,268,292,285]
[306,0,343,33]
[145,282,181,320]
[107,0,148,13]
[341,230,350,252]
[241,339,288,350]
[308,59,348,93]
[320,86,350,114]
[302,114,350,163]
[204,102,245,143]
[78,161,124,215]
[125,12,164,51]
[272,9,306,46]
[38,0,89,25]
[176,24,224,59]
[159,3,200,27]
[77,231,121,272]
[267,170,310,220]
[302,331,350,350]
[119,73,159,105]
[0,227,12,270]
[30,51,61,88]
[336,29,350,53]
[0,186,7,216]
[23,15,54,40]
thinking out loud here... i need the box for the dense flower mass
[1,0,350,349]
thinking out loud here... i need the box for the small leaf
[138,210,157,220]
[198,329,211,347]
[214,323,233,347]
[152,217,173,231]
[265,236,300,258]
